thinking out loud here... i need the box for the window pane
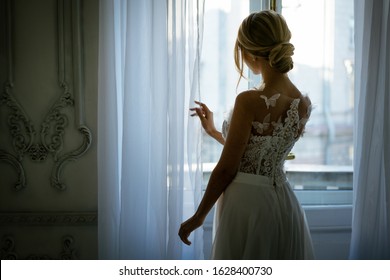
[200,0,249,163]
[282,0,354,166]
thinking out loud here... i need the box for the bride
[178,10,314,259]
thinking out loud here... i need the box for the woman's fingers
[194,101,211,114]
[191,101,212,119]
[180,235,191,246]
[190,107,206,119]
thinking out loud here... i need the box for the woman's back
[213,83,314,260]
[222,84,312,184]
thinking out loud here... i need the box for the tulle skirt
[211,172,314,260]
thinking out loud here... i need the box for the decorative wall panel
[0,0,92,191]
[0,0,98,259]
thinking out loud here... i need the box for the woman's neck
[258,59,288,85]
[262,72,289,87]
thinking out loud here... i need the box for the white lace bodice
[222,94,311,186]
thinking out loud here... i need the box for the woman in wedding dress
[178,10,314,259]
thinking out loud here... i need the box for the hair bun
[234,10,295,82]
[268,42,295,73]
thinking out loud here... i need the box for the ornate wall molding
[0,211,97,226]
[1,235,79,260]
[0,0,92,191]
[0,149,26,191]
[0,236,17,259]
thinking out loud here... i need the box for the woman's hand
[190,101,217,136]
[190,101,225,145]
[178,214,204,246]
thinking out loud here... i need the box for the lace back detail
[252,113,271,134]
[226,96,311,186]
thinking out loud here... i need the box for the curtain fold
[98,0,204,259]
[350,0,390,259]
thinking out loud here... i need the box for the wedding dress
[211,92,315,260]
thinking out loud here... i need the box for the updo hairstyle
[234,10,294,79]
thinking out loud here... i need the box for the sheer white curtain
[98,0,204,259]
[350,0,390,259]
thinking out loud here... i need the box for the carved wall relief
[0,0,92,191]
[0,211,97,260]
[1,234,80,260]
[0,211,97,226]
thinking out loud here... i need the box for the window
[200,0,354,206]
[281,0,354,205]
[282,0,354,166]
[200,0,250,164]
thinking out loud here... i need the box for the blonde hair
[234,10,294,82]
